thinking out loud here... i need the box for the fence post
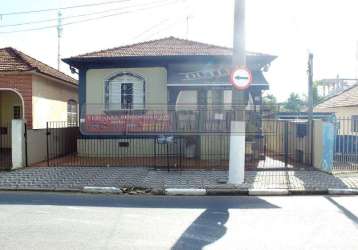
[228,121,245,185]
[11,119,25,170]
[46,122,50,167]
[284,121,289,167]
[24,123,28,167]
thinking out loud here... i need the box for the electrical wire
[140,15,188,41]
[0,0,173,28]
[0,0,131,16]
[0,0,179,34]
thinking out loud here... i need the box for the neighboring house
[63,36,276,160]
[314,84,358,135]
[0,47,78,129]
[314,83,358,118]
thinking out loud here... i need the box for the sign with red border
[230,66,253,90]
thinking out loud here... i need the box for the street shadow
[325,196,358,226]
[171,197,279,250]
[0,192,279,249]
[171,207,229,250]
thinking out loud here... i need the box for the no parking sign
[230,66,252,90]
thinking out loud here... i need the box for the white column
[228,121,245,184]
[11,119,25,170]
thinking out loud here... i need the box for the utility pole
[57,10,63,70]
[186,15,190,39]
[232,0,247,113]
[228,0,246,185]
[307,53,313,121]
[307,53,314,165]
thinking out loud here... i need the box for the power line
[132,17,172,40]
[0,0,172,28]
[0,0,131,16]
[141,15,188,41]
[0,0,179,34]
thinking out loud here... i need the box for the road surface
[0,192,357,250]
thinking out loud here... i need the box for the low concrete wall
[27,129,47,165]
[27,127,79,165]
[77,138,180,157]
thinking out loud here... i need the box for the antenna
[356,40,358,78]
[186,15,189,39]
[57,10,63,70]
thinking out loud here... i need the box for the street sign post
[230,66,252,90]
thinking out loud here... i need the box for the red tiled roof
[66,36,273,59]
[0,47,77,85]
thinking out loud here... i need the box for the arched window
[105,72,145,111]
[67,99,78,126]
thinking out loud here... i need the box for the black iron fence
[80,104,250,136]
[0,122,12,171]
[43,106,314,170]
[46,121,229,170]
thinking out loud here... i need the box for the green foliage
[282,92,305,112]
[262,94,278,112]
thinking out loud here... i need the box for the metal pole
[57,10,63,70]
[307,53,314,165]
[228,0,247,185]
[232,0,247,113]
[46,122,50,167]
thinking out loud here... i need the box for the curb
[206,188,248,195]
[165,188,206,196]
[0,187,357,196]
[249,188,289,196]
[328,188,358,195]
[83,186,123,194]
[288,188,328,195]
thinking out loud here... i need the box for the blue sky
[1,0,358,101]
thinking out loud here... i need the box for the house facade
[314,83,358,135]
[63,37,276,163]
[0,47,78,130]
[64,37,275,131]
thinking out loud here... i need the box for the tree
[262,94,278,112]
[282,93,305,112]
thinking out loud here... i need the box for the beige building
[0,47,78,130]
[314,84,358,135]
[0,47,78,170]
[314,84,358,118]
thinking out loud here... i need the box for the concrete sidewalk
[0,166,357,194]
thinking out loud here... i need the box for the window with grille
[106,73,145,111]
[352,115,358,132]
[121,83,133,109]
[13,106,21,119]
[67,100,78,126]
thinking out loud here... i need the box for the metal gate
[333,117,358,173]
[0,122,12,171]
[245,119,313,170]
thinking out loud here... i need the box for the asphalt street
[0,192,357,250]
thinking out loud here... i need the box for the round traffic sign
[230,66,253,90]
